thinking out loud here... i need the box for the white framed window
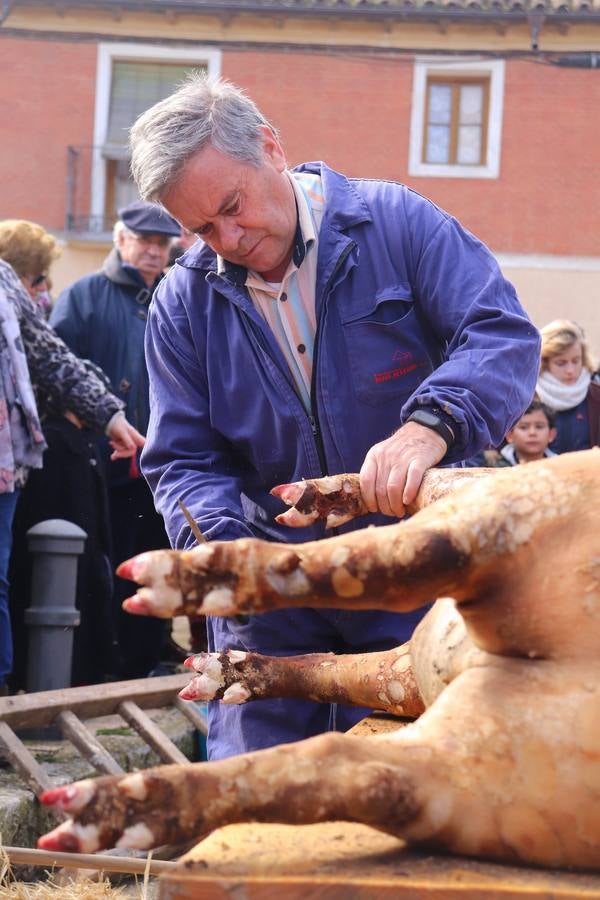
[409,58,504,179]
[89,43,221,232]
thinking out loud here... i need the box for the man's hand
[107,414,146,460]
[359,422,448,518]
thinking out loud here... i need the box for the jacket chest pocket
[340,291,433,407]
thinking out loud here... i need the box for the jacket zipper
[309,240,356,476]
[220,238,355,479]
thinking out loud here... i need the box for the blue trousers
[206,605,427,760]
[0,490,19,686]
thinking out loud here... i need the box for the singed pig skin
[39,450,600,871]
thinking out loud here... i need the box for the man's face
[162,128,297,282]
[117,229,172,286]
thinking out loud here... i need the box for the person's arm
[104,411,145,460]
[141,277,255,550]
[360,188,541,517]
[15,280,143,456]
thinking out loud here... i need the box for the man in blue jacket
[129,75,540,759]
[50,202,182,679]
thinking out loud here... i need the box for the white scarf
[536,369,590,412]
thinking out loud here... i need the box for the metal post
[24,519,86,693]
[65,146,76,233]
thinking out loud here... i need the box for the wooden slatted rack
[0,673,206,794]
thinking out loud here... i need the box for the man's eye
[226,200,241,215]
[195,225,211,237]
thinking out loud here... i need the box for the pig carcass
[38,449,600,871]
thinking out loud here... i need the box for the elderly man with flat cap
[51,201,182,679]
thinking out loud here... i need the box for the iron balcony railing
[65,144,138,236]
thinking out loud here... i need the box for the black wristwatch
[406,409,455,450]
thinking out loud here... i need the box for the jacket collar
[500,444,556,465]
[102,248,162,301]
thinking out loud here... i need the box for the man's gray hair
[130,74,279,203]
[113,219,127,245]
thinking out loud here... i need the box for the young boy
[496,400,557,466]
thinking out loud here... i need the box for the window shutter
[104,61,205,155]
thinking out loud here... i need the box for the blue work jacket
[142,162,540,550]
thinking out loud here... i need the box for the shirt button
[280,292,287,302]
[297,343,306,354]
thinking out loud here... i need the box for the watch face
[412,411,439,427]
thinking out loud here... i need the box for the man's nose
[219,220,243,253]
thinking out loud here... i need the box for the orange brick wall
[223,50,413,180]
[403,59,600,256]
[224,51,599,256]
[0,35,597,256]
[0,36,97,230]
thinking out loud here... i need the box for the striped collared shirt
[245,170,324,413]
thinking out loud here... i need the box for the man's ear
[548,428,557,444]
[505,430,515,445]
[259,125,287,173]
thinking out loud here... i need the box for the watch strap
[406,409,456,449]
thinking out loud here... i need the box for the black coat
[50,249,161,487]
[9,416,117,688]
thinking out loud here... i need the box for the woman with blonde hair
[0,219,60,316]
[536,318,600,453]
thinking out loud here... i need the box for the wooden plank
[174,697,208,736]
[118,701,190,765]
[159,875,600,899]
[4,845,178,877]
[56,709,124,776]
[159,822,600,900]
[0,721,52,793]
[0,673,190,730]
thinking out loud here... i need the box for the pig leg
[117,452,595,666]
[115,466,499,620]
[179,642,425,718]
[116,512,472,621]
[37,729,446,854]
[38,657,600,869]
[272,467,495,528]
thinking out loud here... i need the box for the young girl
[537,319,600,453]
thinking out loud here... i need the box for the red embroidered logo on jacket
[373,351,423,384]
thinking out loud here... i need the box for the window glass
[457,125,482,164]
[426,125,451,164]
[459,84,483,125]
[429,84,452,123]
